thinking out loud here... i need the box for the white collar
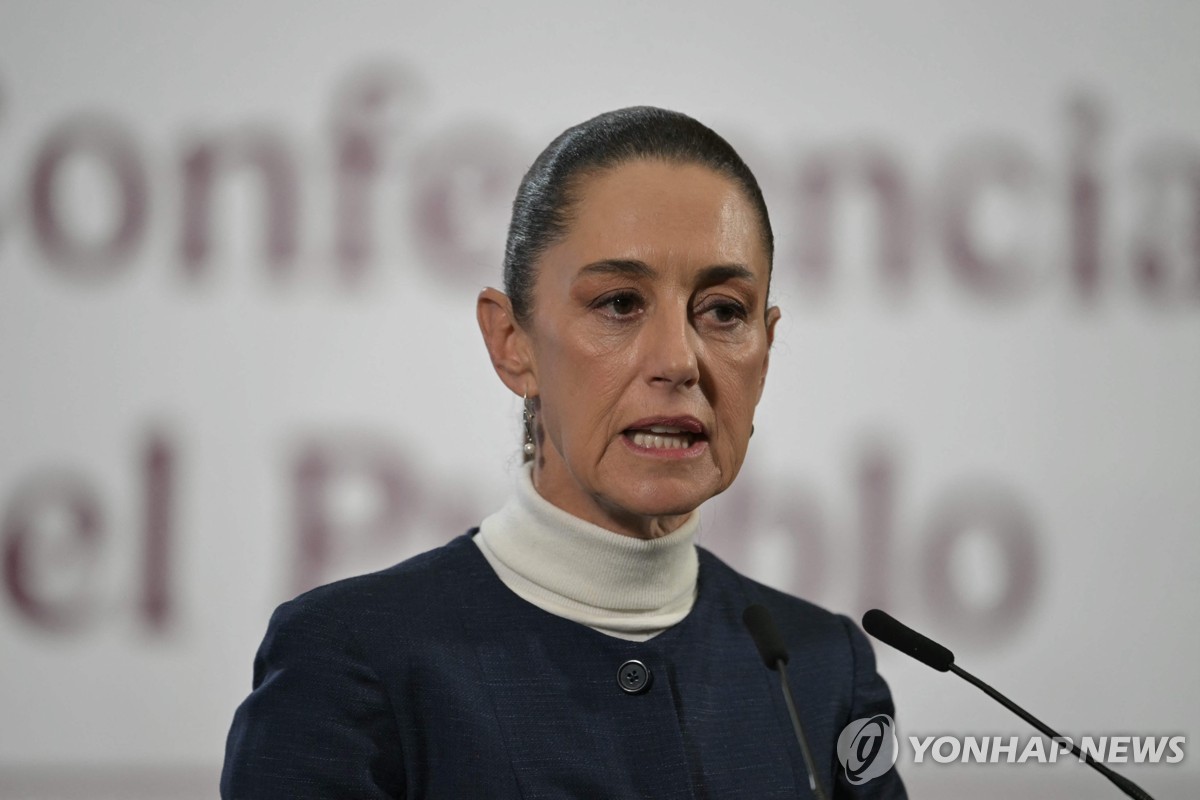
[475,462,700,640]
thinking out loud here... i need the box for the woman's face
[496,159,778,539]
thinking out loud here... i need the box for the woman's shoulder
[696,545,863,650]
[266,531,482,637]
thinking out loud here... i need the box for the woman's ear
[477,288,536,396]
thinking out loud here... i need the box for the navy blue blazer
[222,531,907,799]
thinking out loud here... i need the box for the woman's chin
[602,472,720,522]
[538,448,728,533]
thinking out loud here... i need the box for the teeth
[631,431,693,450]
[648,425,685,434]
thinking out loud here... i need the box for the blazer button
[617,659,652,694]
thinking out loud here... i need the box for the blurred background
[1,1,1197,798]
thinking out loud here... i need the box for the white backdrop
[1,1,1198,798]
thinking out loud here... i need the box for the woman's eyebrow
[575,259,656,280]
[697,264,756,284]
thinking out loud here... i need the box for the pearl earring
[523,392,536,456]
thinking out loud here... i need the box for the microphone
[862,609,1156,800]
[742,604,830,800]
[860,608,953,671]
[743,603,790,668]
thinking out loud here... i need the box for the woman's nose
[645,305,700,389]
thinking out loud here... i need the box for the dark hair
[502,106,774,324]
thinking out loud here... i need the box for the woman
[222,107,906,799]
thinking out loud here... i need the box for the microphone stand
[773,657,830,800]
[949,663,1155,800]
[862,608,1156,800]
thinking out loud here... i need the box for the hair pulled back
[502,106,774,325]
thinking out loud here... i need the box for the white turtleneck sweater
[474,463,700,642]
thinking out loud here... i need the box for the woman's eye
[701,300,749,325]
[596,292,642,317]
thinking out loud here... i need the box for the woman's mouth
[621,419,709,458]
[628,427,697,450]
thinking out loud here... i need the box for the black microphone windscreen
[742,604,790,670]
[862,609,955,672]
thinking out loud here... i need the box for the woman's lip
[623,416,707,435]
